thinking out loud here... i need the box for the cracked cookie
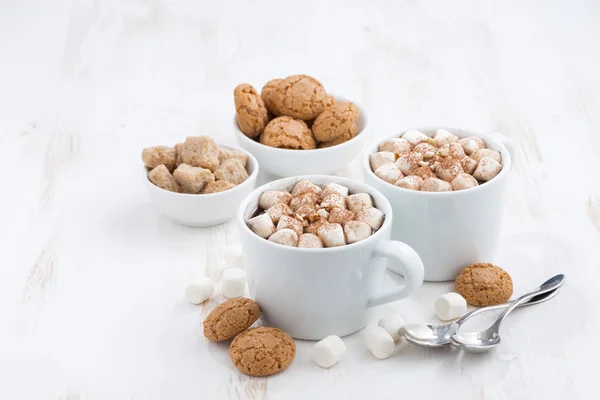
[260,116,316,149]
[312,101,360,142]
[229,326,296,377]
[203,298,261,341]
[271,75,328,120]
[234,83,269,138]
[261,78,283,117]
[454,263,513,306]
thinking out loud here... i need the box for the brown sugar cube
[277,215,304,237]
[266,203,293,224]
[214,159,248,185]
[298,233,324,248]
[258,191,292,210]
[234,83,269,137]
[260,116,316,150]
[328,208,356,225]
[180,136,220,172]
[305,218,328,235]
[312,101,360,142]
[173,163,215,194]
[174,143,184,168]
[148,165,180,192]
[142,145,177,170]
[218,147,249,166]
[203,298,261,341]
[203,180,236,194]
[290,192,319,211]
[320,194,346,211]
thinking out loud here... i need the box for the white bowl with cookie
[362,127,516,281]
[143,137,259,227]
[232,75,369,177]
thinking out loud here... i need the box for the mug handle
[366,241,424,308]
[488,132,517,171]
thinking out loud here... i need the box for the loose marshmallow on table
[421,178,452,192]
[433,129,459,147]
[473,157,503,181]
[451,173,479,191]
[471,148,502,164]
[374,163,403,184]
[394,175,424,190]
[314,335,347,368]
[434,292,467,321]
[346,193,372,212]
[320,182,349,199]
[355,207,384,230]
[258,190,292,210]
[247,213,276,238]
[298,233,323,248]
[460,156,478,175]
[459,136,485,155]
[364,326,395,359]
[378,138,411,155]
[277,215,304,237]
[401,129,429,146]
[291,180,322,197]
[344,221,372,244]
[370,151,396,171]
[221,268,247,298]
[266,203,293,224]
[317,223,346,247]
[223,245,245,269]
[395,152,423,175]
[320,194,347,211]
[185,277,214,304]
[268,229,299,247]
[378,314,406,341]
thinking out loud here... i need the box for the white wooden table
[1,0,598,398]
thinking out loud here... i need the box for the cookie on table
[229,326,296,377]
[203,298,261,341]
[454,263,513,306]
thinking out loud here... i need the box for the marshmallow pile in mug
[369,129,503,192]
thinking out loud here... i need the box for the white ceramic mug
[363,128,516,282]
[237,175,425,340]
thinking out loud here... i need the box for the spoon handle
[490,274,565,333]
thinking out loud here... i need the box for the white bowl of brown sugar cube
[142,136,258,227]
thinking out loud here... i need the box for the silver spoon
[451,274,565,353]
[399,277,563,348]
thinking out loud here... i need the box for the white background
[0,0,598,399]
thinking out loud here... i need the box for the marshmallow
[378,314,406,341]
[420,178,452,192]
[394,175,423,190]
[314,335,347,368]
[378,138,411,155]
[434,292,467,321]
[294,203,317,219]
[305,218,328,235]
[320,194,347,211]
[185,278,214,304]
[317,223,346,247]
[355,207,384,230]
[440,143,465,159]
[473,157,502,181]
[459,136,485,155]
[316,209,329,220]
[266,203,293,224]
[344,221,372,244]
[321,183,350,199]
[412,142,437,159]
[346,193,373,212]
[277,215,304,237]
[370,151,396,171]
[471,148,502,164]
[410,166,435,181]
[298,233,324,248]
[374,163,404,184]
[258,190,292,210]
[433,129,459,147]
[451,173,479,191]
[460,156,478,175]
[268,229,299,247]
[401,129,429,146]
[364,326,395,359]
[436,158,464,182]
[395,152,423,175]
[290,192,319,211]
[328,208,356,225]
[223,245,245,269]
[247,213,276,238]
[221,268,247,298]
[291,180,322,197]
